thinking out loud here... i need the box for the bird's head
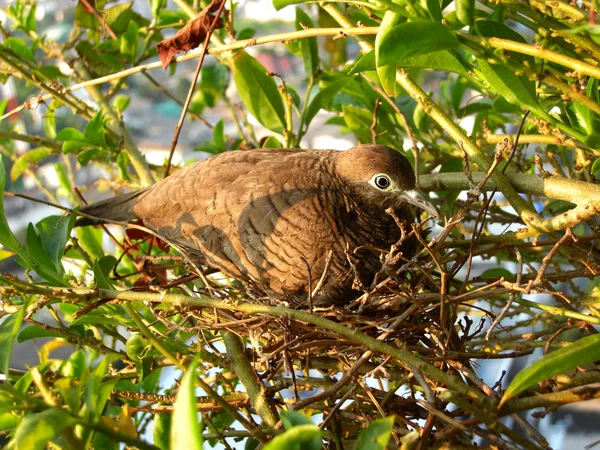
[335,144,439,218]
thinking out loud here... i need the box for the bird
[78,144,438,307]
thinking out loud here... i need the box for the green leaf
[233,52,286,133]
[305,77,352,128]
[113,94,131,114]
[35,214,76,272]
[273,0,303,10]
[93,255,117,289]
[375,12,403,96]
[17,325,64,343]
[475,21,531,63]
[0,99,8,116]
[262,424,322,450]
[245,438,260,450]
[0,412,20,431]
[591,157,600,175]
[281,410,314,429]
[25,4,37,33]
[208,412,235,447]
[425,0,443,21]
[120,21,139,64]
[10,147,55,182]
[542,200,577,215]
[355,416,395,450]
[152,0,168,18]
[75,225,105,261]
[349,49,468,76]
[3,37,35,62]
[26,223,63,283]
[14,408,76,450]
[279,411,321,450]
[170,355,203,450]
[377,22,459,66]
[57,128,92,154]
[348,51,376,75]
[295,8,319,77]
[0,158,26,255]
[77,148,110,166]
[0,307,26,380]
[56,128,86,141]
[59,349,87,379]
[117,152,131,181]
[199,64,228,108]
[156,9,189,27]
[478,60,541,114]
[105,2,137,34]
[84,111,107,146]
[154,410,171,450]
[571,102,600,136]
[14,363,52,393]
[195,120,227,154]
[341,105,398,148]
[479,268,514,279]
[402,51,469,75]
[262,136,283,148]
[44,105,57,140]
[501,333,600,407]
[84,357,118,421]
[456,0,475,26]
[213,120,226,150]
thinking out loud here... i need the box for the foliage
[0,0,599,449]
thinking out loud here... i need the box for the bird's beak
[399,189,440,218]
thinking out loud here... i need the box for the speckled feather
[79,145,428,306]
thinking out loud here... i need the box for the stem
[0,131,62,151]
[418,172,600,201]
[221,331,279,427]
[1,279,493,411]
[295,76,315,147]
[0,27,378,123]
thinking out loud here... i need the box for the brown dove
[78,144,438,307]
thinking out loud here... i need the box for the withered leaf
[157,0,225,70]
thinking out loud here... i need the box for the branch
[419,172,600,233]
[221,331,279,427]
[0,27,378,123]
[0,276,493,413]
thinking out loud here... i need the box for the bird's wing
[133,150,339,294]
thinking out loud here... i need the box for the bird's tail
[76,189,150,227]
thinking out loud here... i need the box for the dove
[78,144,438,306]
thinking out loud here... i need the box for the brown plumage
[79,144,438,307]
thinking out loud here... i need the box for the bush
[0,0,599,448]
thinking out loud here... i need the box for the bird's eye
[372,174,392,190]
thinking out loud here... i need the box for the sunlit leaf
[295,8,319,77]
[170,355,203,450]
[355,416,395,450]
[233,52,286,133]
[10,148,55,182]
[377,22,459,66]
[305,77,352,127]
[0,307,26,380]
[262,424,322,450]
[14,408,76,450]
[500,333,600,407]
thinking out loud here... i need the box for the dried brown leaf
[157,0,225,70]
